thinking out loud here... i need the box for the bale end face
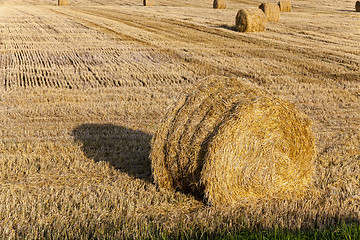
[213,0,226,9]
[202,97,315,205]
[278,0,291,12]
[356,1,360,12]
[259,3,280,22]
[235,8,266,32]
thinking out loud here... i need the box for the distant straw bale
[235,8,266,32]
[150,76,315,206]
[356,1,360,12]
[143,0,156,6]
[278,0,291,12]
[213,0,226,9]
[259,3,280,22]
[58,0,68,6]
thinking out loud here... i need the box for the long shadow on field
[72,124,152,182]
[337,9,357,12]
[213,24,238,31]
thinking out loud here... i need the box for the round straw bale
[278,0,291,12]
[235,8,266,32]
[143,0,156,6]
[58,0,68,6]
[150,76,315,206]
[259,3,280,22]
[356,1,360,12]
[213,0,226,9]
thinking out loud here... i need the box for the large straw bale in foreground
[235,8,266,32]
[278,0,291,12]
[58,0,68,6]
[259,3,280,22]
[151,77,315,206]
[143,0,156,6]
[356,1,360,12]
[213,0,226,9]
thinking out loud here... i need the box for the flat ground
[0,0,359,238]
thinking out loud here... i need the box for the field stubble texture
[0,0,359,238]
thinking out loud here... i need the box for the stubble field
[0,0,359,238]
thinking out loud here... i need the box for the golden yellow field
[0,0,359,238]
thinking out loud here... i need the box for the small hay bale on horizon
[259,3,280,22]
[278,0,291,12]
[235,8,266,32]
[143,0,156,6]
[150,76,316,206]
[213,0,226,9]
[356,1,360,12]
[58,0,68,6]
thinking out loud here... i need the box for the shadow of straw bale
[72,124,152,181]
[213,24,238,32]
[337,9,357,12]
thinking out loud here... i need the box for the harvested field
[0,0,359,238]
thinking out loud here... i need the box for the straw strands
[235,8,266,32]
[278,0,291,12]
[259,3,280,22]
[150,77,316,206]
[213,0,226,9]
